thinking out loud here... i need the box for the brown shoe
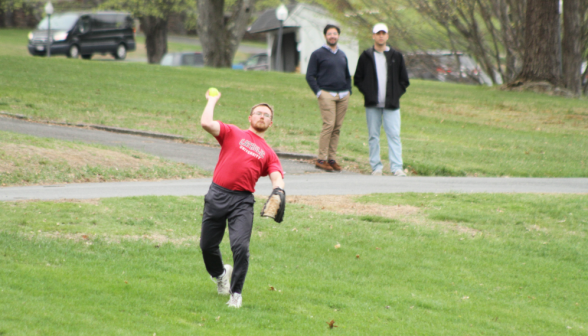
[328,160,342,172]
[315,159,334,172]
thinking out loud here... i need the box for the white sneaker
[371,169,383,176]
[226,292,242,308]
[212,264,232,295]
[393,169,407,177]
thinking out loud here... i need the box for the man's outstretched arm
[269,171,285,189]
[201,90,221,137]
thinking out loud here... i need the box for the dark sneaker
[328,160,342,172]
[315,160,334,172]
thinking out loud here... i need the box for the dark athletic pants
[200,183,255,294]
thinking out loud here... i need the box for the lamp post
[275,4,288,72]
[44,1,54,58]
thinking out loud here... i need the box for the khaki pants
[317,91,349,161]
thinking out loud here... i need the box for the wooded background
[1,0,586,95]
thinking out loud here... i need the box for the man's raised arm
[201,90,222,137]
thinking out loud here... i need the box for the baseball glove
[260,187,286,223]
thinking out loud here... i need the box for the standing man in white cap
[354,23,410,176]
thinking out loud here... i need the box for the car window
[37,13,79,30]
[114,14,127,28]
[92,14,118,30]
[79,16,91,33]
[194,53,204,64]
[124,16,134,29]
[245,56,259,67]
[181,53,204,66]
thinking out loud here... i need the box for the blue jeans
[366,107,403,172]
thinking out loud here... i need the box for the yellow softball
[208,87,220,97]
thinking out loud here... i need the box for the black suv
[28,11,136,60]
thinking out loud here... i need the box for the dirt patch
[13,198,101,205]
[28,231,199,246]
[288,195,420,219]
[0,143,156,173]
[285,195,481,236]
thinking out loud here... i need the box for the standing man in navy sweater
[306,24,352,172]
[354,23,410,176]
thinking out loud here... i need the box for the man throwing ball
[199,89,285,308]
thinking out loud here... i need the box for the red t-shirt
[212,122,283,193]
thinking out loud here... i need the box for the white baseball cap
[373,23,388,34]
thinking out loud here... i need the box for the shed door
[272,32,299,72]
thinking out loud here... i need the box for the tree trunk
[513,0,561,85]
[196,0,255,67]
[140,16,168,64]
[495,0,524,82]
[562,0,582,95]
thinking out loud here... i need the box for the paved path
[1,116,587,201]
[0,116,319,174]
[1,175,587,201]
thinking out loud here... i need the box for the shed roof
[248,4,299,34]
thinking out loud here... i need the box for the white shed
[248,4,359,75]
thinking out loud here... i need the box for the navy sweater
[305,47,352,94]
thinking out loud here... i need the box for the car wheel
[81,54,92,60]
[67,45,80,58]
[114,44,127,60]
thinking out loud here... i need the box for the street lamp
[275,4,288,72]
[44,1,54,58]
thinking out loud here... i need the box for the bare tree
[511,0,561,85]
[489,0,525,82]
[562,0,583,95]
[580,0,588,93]
[196,0,256,67]
[333,0,526,84]
[102,0,196,64]
[140,15,169,64]
[328,0,585,94]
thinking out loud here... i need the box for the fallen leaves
[327,320,338,329]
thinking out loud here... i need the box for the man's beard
[326,39,338,47]
[251,120,269,133]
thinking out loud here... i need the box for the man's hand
[201,89,221,136]
[205,88,221,102]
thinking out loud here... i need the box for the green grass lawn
[0,193,586,335]
[1,27,586,177]
[1,27,587,335]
